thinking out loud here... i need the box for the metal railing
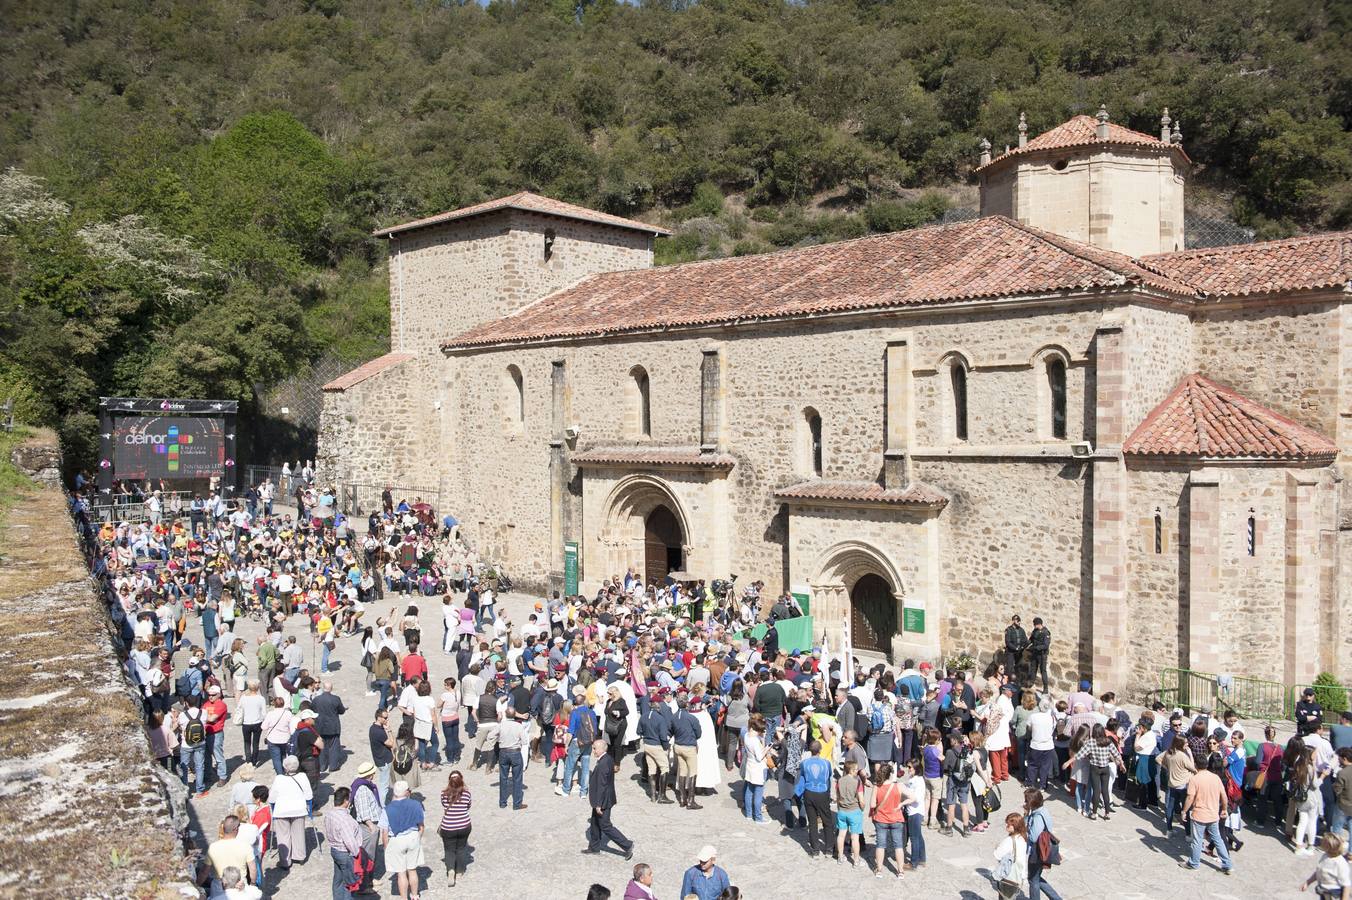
[339,482,443,518]
[1158,667,1287,721]
[86,491,197,525]
[1291,682,1352,717]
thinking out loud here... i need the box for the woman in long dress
[692,697,721,793]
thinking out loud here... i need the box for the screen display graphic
[112,416,225,480]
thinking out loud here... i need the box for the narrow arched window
[950,364,968,441]
[1047,357,1067,439]
[809,411,823,476]
[1154,512,1163,554]
[544,228,556,262]
[505,364,525,429]
[1246,512,1256,557]
[629,366,651,438]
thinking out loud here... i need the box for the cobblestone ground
[186,591,1320,900]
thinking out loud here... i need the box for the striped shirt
[439,790,472,831]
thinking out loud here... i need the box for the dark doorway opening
[851,573,895,657]
[644,505,684,587]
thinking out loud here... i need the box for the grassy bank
[0,426,36,535]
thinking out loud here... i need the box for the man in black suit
[583,739,634,859]
[311,680,347,775]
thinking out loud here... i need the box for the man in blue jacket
[679,845,731,900]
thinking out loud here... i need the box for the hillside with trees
[1,0,1349,464]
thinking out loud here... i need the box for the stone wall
[1123,303,1193,433]
[1194,299,1343,437]
[1123,465,1189,695]
[0,431,191,898]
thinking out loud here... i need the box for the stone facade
[322,121,1351,699]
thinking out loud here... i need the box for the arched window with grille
[1047,357,1067,439]
[949,361,969,441]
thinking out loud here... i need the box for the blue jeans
[478,604,495,627]
[743,781,765,821]
[330,849,355,900]
[1187,820,1232,870]
[373,679,392,711]
[1329,804,1351,848]
[905,811,927,864]
[269,741,287,774]
[1029,862,1062,899]
[208,729,227,782]
[320,643,331,673]
[563,741,591,795]
[499,750,524,808]
[1164,786,1188,830]
[464,709,478,739]
[417,738,434,764]
[442,721,462,763]
[180,742,206,793]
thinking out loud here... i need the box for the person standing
[322,787,363,900]
[679,845,731,900]
[349,762,386,895]
[742,715,771,824]
[369,709,395,801]
[1003,615,1028,683]
[312,681,347,776]
[438,770,472,886]
[583,739,634,859]
[271,756,313,869]
[203,685,229,789]
[385,781,426,900]
[497,708,530,810]
[1024,789,1064,900]
[795,740,836,857]
[1027,618,1051,692]
[1181,755,1234,874]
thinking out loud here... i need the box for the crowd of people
[70,478,1352,900]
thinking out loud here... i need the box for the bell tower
[976,106,1190,257]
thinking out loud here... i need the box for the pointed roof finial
[978,137,992,166]
[1171,119,1182,146]
[1017,112,1028,148]
[1160,107,1171,143]
[1095,104,1110,141]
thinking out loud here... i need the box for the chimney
[1159,107,1171,143]
[979,137,991,166]
[1095,104,1110,141]
[1017,112,1028,148]
[1170,119,1182,146]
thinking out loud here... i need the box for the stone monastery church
[320,108,1352,695]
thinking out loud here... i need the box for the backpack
[539,691,558,727]
[182,711,206,747]
[575,710,596,746]
[175,671,196,699]
[1222,770,1242,805]
[950,748,974,784]
[869,702,887,733]
[393,744,416,775]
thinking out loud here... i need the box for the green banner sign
[903,607,925,634]
[563,541,579,596]
[791,591,811,617]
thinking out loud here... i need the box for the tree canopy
[1,0,1349,464]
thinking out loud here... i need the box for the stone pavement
[186,591,1322,899]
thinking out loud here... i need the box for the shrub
[1312,672,1348,713]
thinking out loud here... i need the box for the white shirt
[1028,711,1056,751]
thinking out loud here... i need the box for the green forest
[1,0,1350,466]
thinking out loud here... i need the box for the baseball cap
[697,845,717,862]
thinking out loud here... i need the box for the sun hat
[697,845,717,862]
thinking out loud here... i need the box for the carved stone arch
[809,540,906,657]
[597,474,693,583]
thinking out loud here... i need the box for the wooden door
[850,573,895,655]
[644,506,682,587]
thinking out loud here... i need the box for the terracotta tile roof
[774,480,949,507]
[373,191,671,238]
[444,215,1196,349]
[977,114,1190,172]
[321,353,413,392]
[1124,374,1338,461]
[571,447,736,469]
[1143,231,1352,298]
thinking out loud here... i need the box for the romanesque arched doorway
[850,573,895,655]
[644,505,684,586]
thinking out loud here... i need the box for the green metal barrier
[1290,682,1352,718]
[1159,668,1286,721]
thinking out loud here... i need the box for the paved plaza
[188,590,1325,899]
